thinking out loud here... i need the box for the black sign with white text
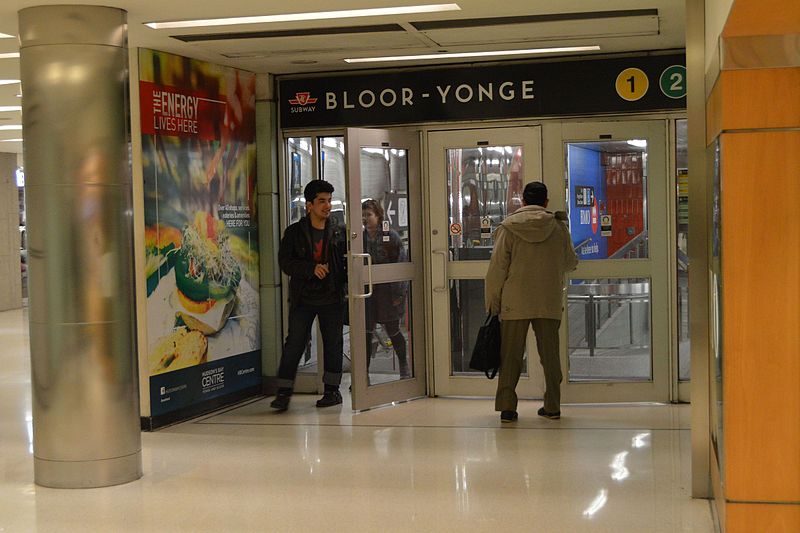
[279,53,685,128]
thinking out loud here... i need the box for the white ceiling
[0,1,685,153]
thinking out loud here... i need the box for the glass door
[281,135,348,393]
[346,128,426,410]
[428,126,544,396]
[560,121,670,402]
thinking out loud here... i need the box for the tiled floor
[0,308,714,532]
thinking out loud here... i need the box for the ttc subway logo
[287,91,318,113]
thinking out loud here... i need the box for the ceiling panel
[191,30,425,57]
[422,15,660,46]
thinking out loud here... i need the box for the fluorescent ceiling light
[145,4,461,29]
[627,139,647,147]
[15,94,21,98]
[0,53,19,59]
[0,79,20,86]
[0,125,22,131]
[0,138,22,142]
[0,33,14,39]
[344,45,601,63]
[0,106,21,112]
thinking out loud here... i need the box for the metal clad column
[19,5,142,488]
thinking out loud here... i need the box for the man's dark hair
[304,179,335,203]
[523,181,548,207]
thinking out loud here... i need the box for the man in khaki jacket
[485,181,578,422]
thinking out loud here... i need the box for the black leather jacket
[279,216,347,307]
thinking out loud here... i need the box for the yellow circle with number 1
[615,68,649,101]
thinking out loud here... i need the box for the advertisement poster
[139,49,260,419]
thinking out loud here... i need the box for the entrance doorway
[426,121,672,402]
[427,126,545,397]
[559,121,671,402]
[282,119,675,407]
[280,129,426,410]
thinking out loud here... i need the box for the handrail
[573,237,592,252]
[568,282,649,296]
[567,288,649,357]
[608,230,647,259]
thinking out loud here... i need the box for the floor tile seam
[192,420,691,431]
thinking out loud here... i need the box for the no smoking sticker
[449,222,462,236]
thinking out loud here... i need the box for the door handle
[351,253,373,299]
[432,250,448,293]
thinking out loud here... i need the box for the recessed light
[0,138,22,142]
[15,94,21,98]
[145,4,461,29]
[0,106,21,112]
[0,53,19,59]
[0,125,22,130]
[0,33,14,39]
[344,45,601,63]
[0,79,20,86]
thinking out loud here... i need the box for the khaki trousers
[495,318,562,413]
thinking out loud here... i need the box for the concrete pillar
[19,5,142,488]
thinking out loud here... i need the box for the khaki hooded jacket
[485,205,579,320]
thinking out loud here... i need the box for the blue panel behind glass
[567,145,607,260]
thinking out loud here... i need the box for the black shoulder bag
[469,314,501,379]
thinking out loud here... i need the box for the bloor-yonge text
[323,80,535,110]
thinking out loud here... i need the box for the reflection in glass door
[346,128,426,411]
[561,121,670,403]
[429,126,544,397]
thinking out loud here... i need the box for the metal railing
[567,282,650,357]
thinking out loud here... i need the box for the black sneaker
[316,389,343,408]
[537,407,561,420]
[500,410,518,423]
[270,392,291,412]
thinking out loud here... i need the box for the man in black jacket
[271,180,347,411]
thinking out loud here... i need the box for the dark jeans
[276,302,343,389]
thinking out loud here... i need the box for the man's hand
[314,263,330,279]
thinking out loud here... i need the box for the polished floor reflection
[0,308,713,532]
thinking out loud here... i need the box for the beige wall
[0,152,22,311]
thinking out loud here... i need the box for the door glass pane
[567,278,652,381]
[675,120,690,381]
[285,137,317,373]
[449,279,528,376]
[286,137,313,224]
[566,141,649,260]
[446,146,524,261]
[360,147,410,262]
[364,283,413,385]
[320,137,347,228]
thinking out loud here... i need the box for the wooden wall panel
[726,503,800,533]
[721,131,800,502]
[722,0,800,37]
[710,69,800,137]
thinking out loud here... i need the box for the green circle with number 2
[660,65,686,99]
